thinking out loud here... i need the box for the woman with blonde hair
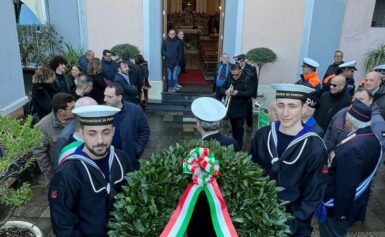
[31,67,58,120]
[87,58,106,104]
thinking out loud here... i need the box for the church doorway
[162,0,225,93]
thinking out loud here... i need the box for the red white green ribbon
[160,147,238,237]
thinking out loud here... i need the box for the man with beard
[104,82,150,170]
[315,75,352,131]
[49,105,134,237]
[249,84,327,237]
[114,60,139,104]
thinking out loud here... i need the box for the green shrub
[364,43,385,73]
[63,42,84,69]
[0,116,41,206]
[110,44,140,60]
[246,47,277,78]
[109,140,290,237]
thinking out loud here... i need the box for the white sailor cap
[339,60,357,70]
[373,64,385,72]
[302,57,319,69]
[72,105,120,125]
[191,97,227,122]
[271,83,315,101]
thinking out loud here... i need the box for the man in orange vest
[296,58,321,97]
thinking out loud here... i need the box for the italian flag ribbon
[160,147,238,237]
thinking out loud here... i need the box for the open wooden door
[217,0,225,60]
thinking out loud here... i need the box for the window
[372,0,385,27]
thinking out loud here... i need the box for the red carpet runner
[179,69,207,85]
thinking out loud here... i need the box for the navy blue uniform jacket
[249,122,327,235]
[323,126,381,223]
[48,148,133,237]
[203,132,240,151]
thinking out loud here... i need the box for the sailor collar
[58,143,124,194]
[267,121,323,166]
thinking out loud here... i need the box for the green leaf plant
[108,140,291,237]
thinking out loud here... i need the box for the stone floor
[8,110,385,236]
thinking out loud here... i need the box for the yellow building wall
[85,0,144,57]
[241,0,306,85]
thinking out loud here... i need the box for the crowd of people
[25,32,385,236]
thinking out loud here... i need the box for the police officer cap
[234,54,246,61]
[302,57,319,69]
[72,105,120,125]
[348,100,371,122]
[373,64,385,72]
[339,60,357,70]
[191,97,227,122]
[271,83,315,101]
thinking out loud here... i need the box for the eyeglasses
[330,83,344,87]
[231,74,240,77]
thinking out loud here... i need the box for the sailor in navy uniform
[303,97,324,137]
[317,100,382,237]
[191,97,239,151]
[249,84,328,237]
[48,105,134,237]
[188,97,239,237]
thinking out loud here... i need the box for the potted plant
[109,139,291,236]
[364,43,385,73]
[110,44,140,60]
[17,24,63,68]
[63,42,84,69]
[0,116,42,236]
[246,47,277,78]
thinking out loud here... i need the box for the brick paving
[7,110,385,236]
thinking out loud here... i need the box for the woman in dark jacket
[87,58,106,104]
[31,67,58,120]
[134,54,151,108]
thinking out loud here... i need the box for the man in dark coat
[250,83,327,237]
[114,60,139,104]
[234,54,258,134]
[318,100,382,237]
[322,50,344,92]
[363,71,385,119]
[223,63,256,149]
[324,88,385,152]
[323,50,344,79]
[101,49,117,81]
[161,28,183,92]
[315,75,352,131]
[104,82,150,170]
[49,105,134,237]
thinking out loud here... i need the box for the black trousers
[230,117,245,149]
[246,98,253,128]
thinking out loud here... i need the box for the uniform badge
[50,190,58,199]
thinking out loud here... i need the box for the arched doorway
[162,0,225,94]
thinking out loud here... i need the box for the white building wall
[339,0,385,82]
[85,0,144,57]
[241,0,306,85]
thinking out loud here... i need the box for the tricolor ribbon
[160,147,238,237]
